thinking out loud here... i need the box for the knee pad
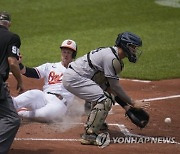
[85,97,112,134]
[84,101,91,114]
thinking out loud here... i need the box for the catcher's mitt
[115,96,149,128]
[126,107,149,128]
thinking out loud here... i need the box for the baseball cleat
[81,133,98,145]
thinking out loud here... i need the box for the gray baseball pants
[62,68,106,103]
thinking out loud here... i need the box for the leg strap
[85,97,112,134]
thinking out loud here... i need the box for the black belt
[47,92,63,100]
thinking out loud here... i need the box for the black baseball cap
[0,11,11,21]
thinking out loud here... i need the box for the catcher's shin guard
[85,98,112,134]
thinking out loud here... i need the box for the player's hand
[132,100,150,110]
[18,54,23,64]
[16,83,25,94]
[5,82,10,94]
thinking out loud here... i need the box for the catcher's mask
[60,39,77,59]
[115,32,142,63]
[0,11,11,22]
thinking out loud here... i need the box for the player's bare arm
[108,78,149,109]
[8,56,24,93]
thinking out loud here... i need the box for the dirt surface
[7,75,180,154]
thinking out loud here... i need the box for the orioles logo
[48,71,63,84]
[67,40,72,45]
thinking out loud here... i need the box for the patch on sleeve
[112,58,123,75]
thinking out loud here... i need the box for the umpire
[0,11,24,153]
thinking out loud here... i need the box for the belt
[47,92,63,100]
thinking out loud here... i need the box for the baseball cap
[0,11,11,22]
[60,39,77,52]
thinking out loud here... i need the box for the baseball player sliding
[62,32,150,145]
[13,39,77,122]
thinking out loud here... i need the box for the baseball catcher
[63,32,150,145]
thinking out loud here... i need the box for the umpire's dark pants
[0,78,21,154]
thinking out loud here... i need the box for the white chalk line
[115,94,180,106]
[15,138,81,141]
[120,78,151,83]
[116,124,180,145]
[14,123,180,145]
[141,95,180,102]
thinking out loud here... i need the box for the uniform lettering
[48,71,63,84]
[91,47,104,54]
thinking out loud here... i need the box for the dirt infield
[7,75,180,154]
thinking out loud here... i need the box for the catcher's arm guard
[115,96,149,128]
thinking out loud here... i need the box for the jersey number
[12,46,20,56]
[91,47,104,54]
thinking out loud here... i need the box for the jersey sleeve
[103,54,119,80]
[7,33,21,60]
[35,63,49,79]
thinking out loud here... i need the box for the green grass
[1,0,180,80]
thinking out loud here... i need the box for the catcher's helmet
[115,32,142,63]
[0,11,11,22]
[60,39,77,58]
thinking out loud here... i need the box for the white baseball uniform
[13,62,74,122]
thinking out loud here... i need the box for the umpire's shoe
[81,133,98,145]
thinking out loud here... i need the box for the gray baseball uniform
[63,46,124,103]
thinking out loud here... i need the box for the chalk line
[14,123,180,144]
[141,95,180,102]
[15,138,81,141]
[120,78,151,83]
[116,124,180,145]
[115,94,180,105]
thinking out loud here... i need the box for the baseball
[164,118,171,124]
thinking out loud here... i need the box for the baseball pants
[0,80,20,154]
[13,89,67,122]
[62,68,106,103]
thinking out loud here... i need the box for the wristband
[19,63,24,70]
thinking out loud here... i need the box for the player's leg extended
[13,89,47,111]
[18,94,67,122]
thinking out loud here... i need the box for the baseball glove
[115,96,149,128]
[125,107,149,128]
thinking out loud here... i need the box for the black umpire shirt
[0,25,21,82]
